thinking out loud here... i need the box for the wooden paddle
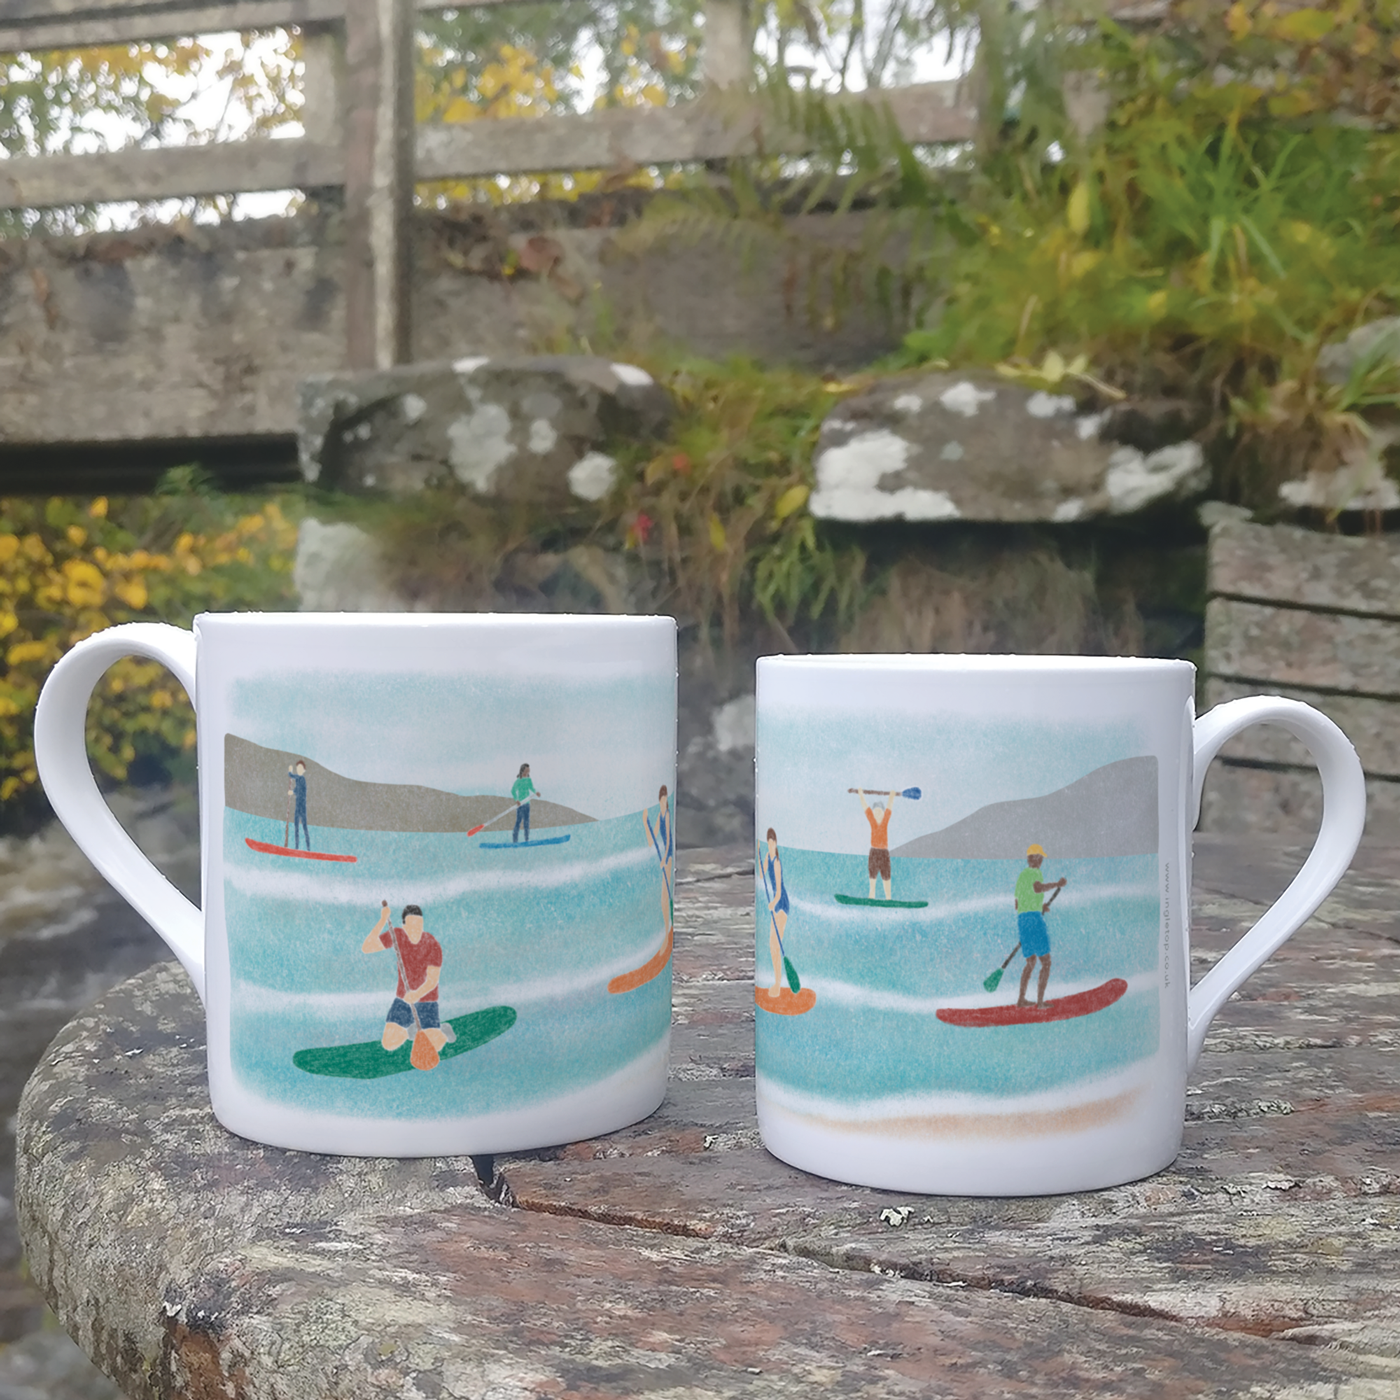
[467,801,521,838]
[383,901,439,1071]
[983,884,1063,993]
[849,787,922,800]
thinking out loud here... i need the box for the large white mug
[35,613,677,1156]
[753,655,1365,1195]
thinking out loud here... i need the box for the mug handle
[33,623,205,1004]
[1186,696,1366,1067]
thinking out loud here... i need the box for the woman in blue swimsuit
[763,827,789,994]
[643,784,674,936]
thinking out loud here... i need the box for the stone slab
[1204,677,1400,780]
[1208,520,1400,619]
[1199,759,1400,840]
[1205,597,1400,697]
[809,371,1207,523]
[17,838,1400,1396]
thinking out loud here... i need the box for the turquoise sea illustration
[754,848,1160,1105]
[224,806,670,1119]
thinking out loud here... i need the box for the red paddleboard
[755,985,817,1016]
[937,978,1127,1028]
[245,838,357,864]
[608,926,673,994]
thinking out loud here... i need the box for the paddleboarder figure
[288,760,311,851]
[762,828,790,994]
[362,901,455,1052]
[856,790,898,900]
[1015,845,1066,1009]
[642,784,674,936]
[511,763,539,844]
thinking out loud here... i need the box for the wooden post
[702,0,750,89]
[343,0,414,370]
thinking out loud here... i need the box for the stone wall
[0,200,901,457]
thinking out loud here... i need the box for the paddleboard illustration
[479,834,571,849]
[245,837,357,863]
[609,926,673,994]
[936,978,1128,1028]
[755,985,817,1016]
[833,893,928,908]
[293,1005,517,1079]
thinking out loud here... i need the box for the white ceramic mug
[753,655,1366,1196]
[35,613,677,1156]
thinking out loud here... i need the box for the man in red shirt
[856,789,899,900]
[362,901,455,1052]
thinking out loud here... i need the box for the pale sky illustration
[229,670,674,821]
[756,706,1146,854]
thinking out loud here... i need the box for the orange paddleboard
[608,926,673,994]
[754,985,817,1016]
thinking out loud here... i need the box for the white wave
[232,928,669,1017]
[790,879,1158,924]
[787,969,1159,1017]
[757,1060,1156,1123]
[225,840,652,907]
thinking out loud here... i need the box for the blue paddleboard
[479,835,571,849]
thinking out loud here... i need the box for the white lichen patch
[712,694,756,754]
[810,430,962,521]
[938,382,996,417]
[939,441,966,461]
[452,356,489,376]
[892,393,923,415]
[1075,413,1105,441]
[1026,391,1076,419]
[1052,498,1086,522]
[447,403,515,492]
[611,362,654,387]
[527,418,558,455]
[401,393,427,425]
[568,451,617,501]
[1279,471,1400,513]
[1105,441,1208,514]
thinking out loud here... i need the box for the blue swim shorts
[1017,911,1050,959]
[387,997,440,1030]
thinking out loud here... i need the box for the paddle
[283,776,292,848]
[983,884,1063,993]
[848,787,922,800]
[758,844,801,994]
[644,809,674,929]
[467,802,520,838]
[382,900,439,1072]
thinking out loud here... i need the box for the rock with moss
[298,356,672,504]
[810,371,1208,524]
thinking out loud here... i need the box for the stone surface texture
[297,355,671,502]
[1203,518,1400,837]
[17,838,1400,1398]
[810,372,1208,523]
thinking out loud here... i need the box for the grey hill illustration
[225,734,594,833]
[893,757,1158,860]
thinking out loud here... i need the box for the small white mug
[35,613,677,1156]
[753,654,1365,1196]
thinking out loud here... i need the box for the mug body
[754,654,1194,1195]
[198,613,676,1155]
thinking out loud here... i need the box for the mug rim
[194,610,675,631]
[758,652,1195,674]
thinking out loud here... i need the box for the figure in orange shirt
[855,789,899,900]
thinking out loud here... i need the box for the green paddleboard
[833,894,929,909]
[293,1005,517,1080]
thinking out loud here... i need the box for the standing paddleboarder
[1015,844,1066,1009]
[362,901,455,1052]
[288,759,312,851]
[855,789,899,901]
[642,784,674,936]
[762,828,790,994]
[511,763,539,844]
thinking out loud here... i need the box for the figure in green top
[1014,844,1066,1009]
[511,763,540,844]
